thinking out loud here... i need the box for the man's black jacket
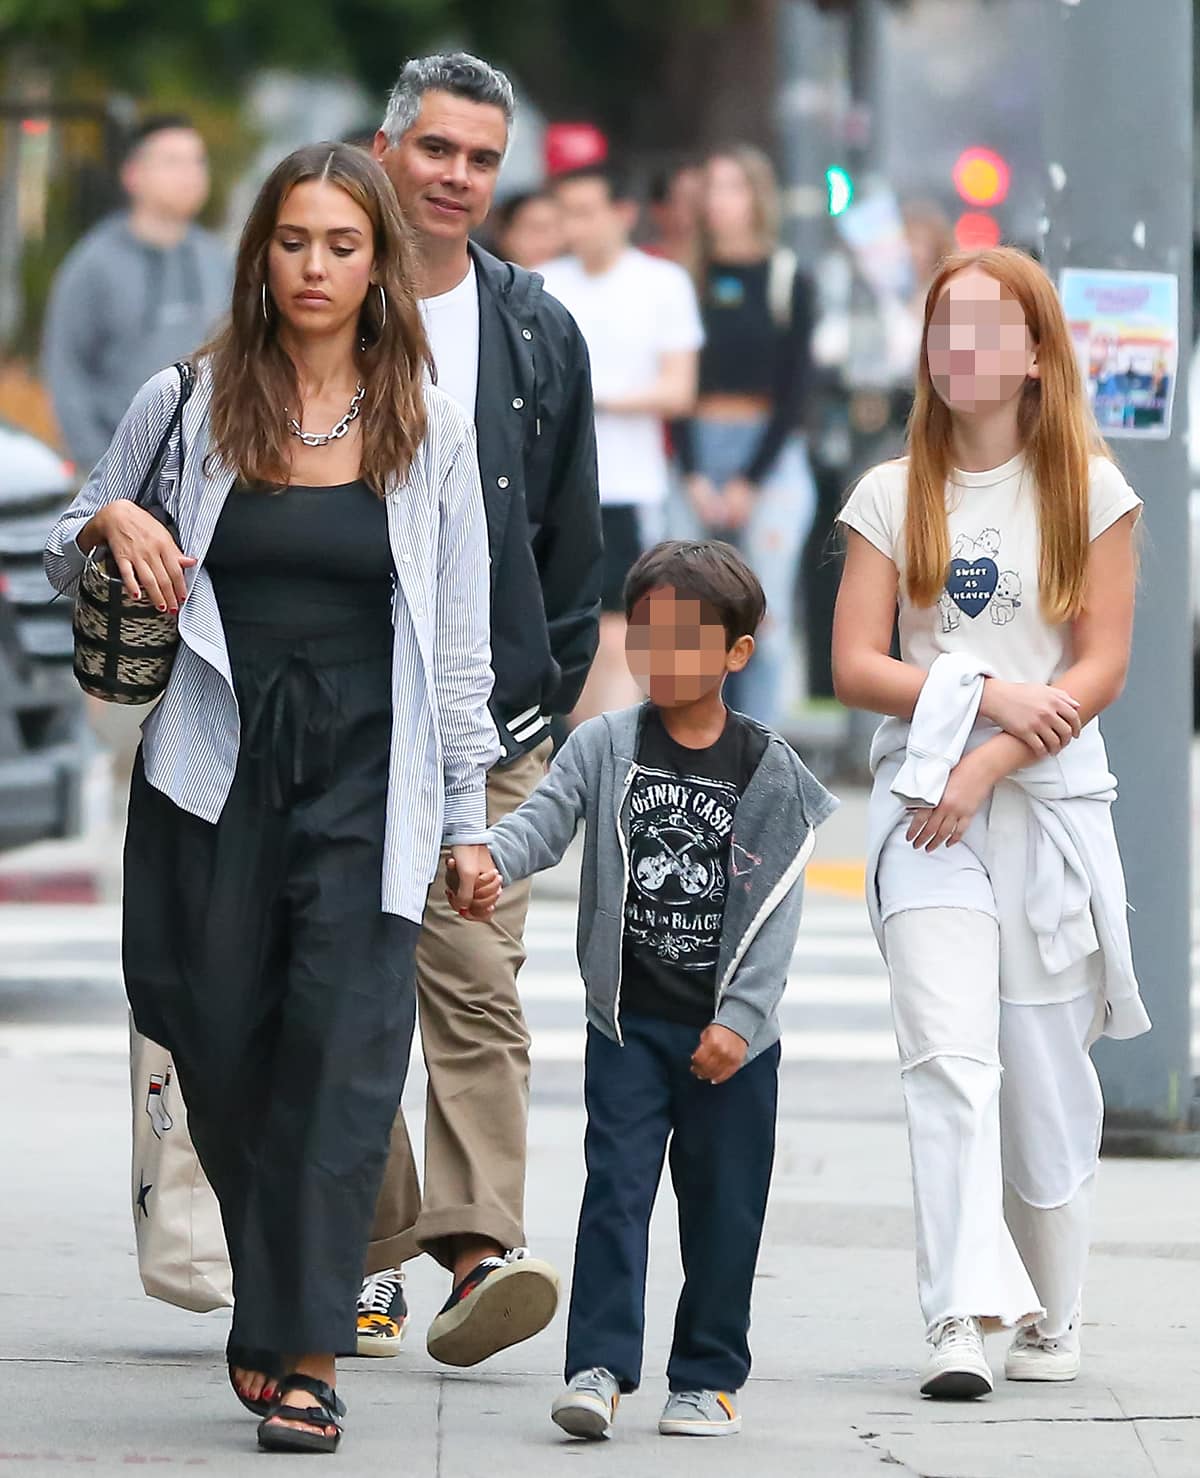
[467,242,602,764]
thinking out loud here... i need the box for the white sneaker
[1004,1322,1081,1382]
[551,1367,621,1440]
[659,1390,742,1437]
[920,1316,993,1400]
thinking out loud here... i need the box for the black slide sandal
[257,1373,346,1455]
[227,1344,283,1417]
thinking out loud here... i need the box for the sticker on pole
[1059,269,1178,439]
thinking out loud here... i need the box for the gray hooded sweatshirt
[486,703,839,1062]
[42,214,229,471]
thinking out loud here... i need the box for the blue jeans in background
[668,418,817,728]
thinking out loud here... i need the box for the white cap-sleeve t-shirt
[837,452,1142,684]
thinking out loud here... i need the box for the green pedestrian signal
[826,165,854,217]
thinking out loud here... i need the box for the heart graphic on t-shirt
[946,558,998,618]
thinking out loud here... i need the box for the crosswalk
[515,889,897,1064]
[2,887,1199,1068]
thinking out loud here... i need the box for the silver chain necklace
[287,382,366,447]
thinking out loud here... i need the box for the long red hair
[905,246,1110,622]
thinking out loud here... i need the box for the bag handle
[51,361,197,607]
[133,360,196,512]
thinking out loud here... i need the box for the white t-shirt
[838,451,1142,684]
[541,248,703,507]
[420,262,480,418]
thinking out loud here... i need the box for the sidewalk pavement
[3,1041,1200,1475]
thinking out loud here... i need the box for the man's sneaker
[1004,1322,1081,1382]
[551,1368,621,1440]
[920,1316,993,1399]
[355,1268,408,1358]
[659,1390,742,1437]
[426,1247,561,1367]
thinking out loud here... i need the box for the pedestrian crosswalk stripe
[5,1020,1200,1066]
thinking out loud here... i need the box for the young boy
[448,540,837,1440]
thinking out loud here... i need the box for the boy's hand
[445,846,502,920]
[690,1024,749,1086]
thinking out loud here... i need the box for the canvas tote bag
[130,1019,233,1312]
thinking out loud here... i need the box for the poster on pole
[1059,269,1178,439]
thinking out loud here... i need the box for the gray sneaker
[659,1389,742,1437]
[551,1367,621,1440]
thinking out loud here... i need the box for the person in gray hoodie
[43,114,230,472]
[448,539,837,1442]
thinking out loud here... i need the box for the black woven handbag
[72,361,196,705]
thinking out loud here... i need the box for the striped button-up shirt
[45,362,500,922]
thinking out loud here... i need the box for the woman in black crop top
[672,146,817,728]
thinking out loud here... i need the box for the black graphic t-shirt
[620,708,762,1029]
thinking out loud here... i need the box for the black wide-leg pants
[123,623,418,1356]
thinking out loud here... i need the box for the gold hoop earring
[378,283,387,332]
[261,283,271,323]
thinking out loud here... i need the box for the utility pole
[1040,0,1198,1154]
[775,0,837,268]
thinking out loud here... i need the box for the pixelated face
[625,586,734,707]
[927,267,1037,413]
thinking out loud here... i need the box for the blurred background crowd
[2,0,1198,850]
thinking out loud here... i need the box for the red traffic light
[955,212,1002,251]
[952,147,1010,208]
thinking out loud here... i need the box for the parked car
[0,421,87,851]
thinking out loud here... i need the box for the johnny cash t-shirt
[620,708,762,1029]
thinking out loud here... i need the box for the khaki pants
[366,739,552,1273]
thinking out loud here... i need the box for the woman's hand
[685,473,723,529]
[445,846,501,919]
[905,749,998,852]
[81,500,196,612]
[718,475,756,532]
[979,678,1081,757]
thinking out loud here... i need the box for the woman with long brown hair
[832,248,1148,1400]
[45,143,498,1453]
[672,144,816,727]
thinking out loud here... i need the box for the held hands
[980,678,1081,757]
[718,476,756,533]
[685,473,724,529]
[87,499,196,613]
[684,474,756,532]
[906,748,997,852]
[690,1023,749,1085]
[445,846,503,920]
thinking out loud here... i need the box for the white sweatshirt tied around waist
[866,653,1150,1041]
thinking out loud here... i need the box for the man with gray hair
[355,52,602,1369]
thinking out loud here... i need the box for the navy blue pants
[565,1016,780,1394]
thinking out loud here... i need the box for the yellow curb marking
[807,860,866,898]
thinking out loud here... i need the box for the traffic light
[826,164,854,217]
[954,213,1002,250]
[951,145,1009,250]
[952,147,1010,208]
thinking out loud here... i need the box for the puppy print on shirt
[991,570,1023,625]
[939,589,961,634]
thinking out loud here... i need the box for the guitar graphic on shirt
[635,826,709,896]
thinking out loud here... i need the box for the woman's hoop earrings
[378,283,387,333]
[261,283,271,323]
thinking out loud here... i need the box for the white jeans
[883,907,1103,1339]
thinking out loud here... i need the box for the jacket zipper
[713,825,818,1013]
[612,761,638,1046]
